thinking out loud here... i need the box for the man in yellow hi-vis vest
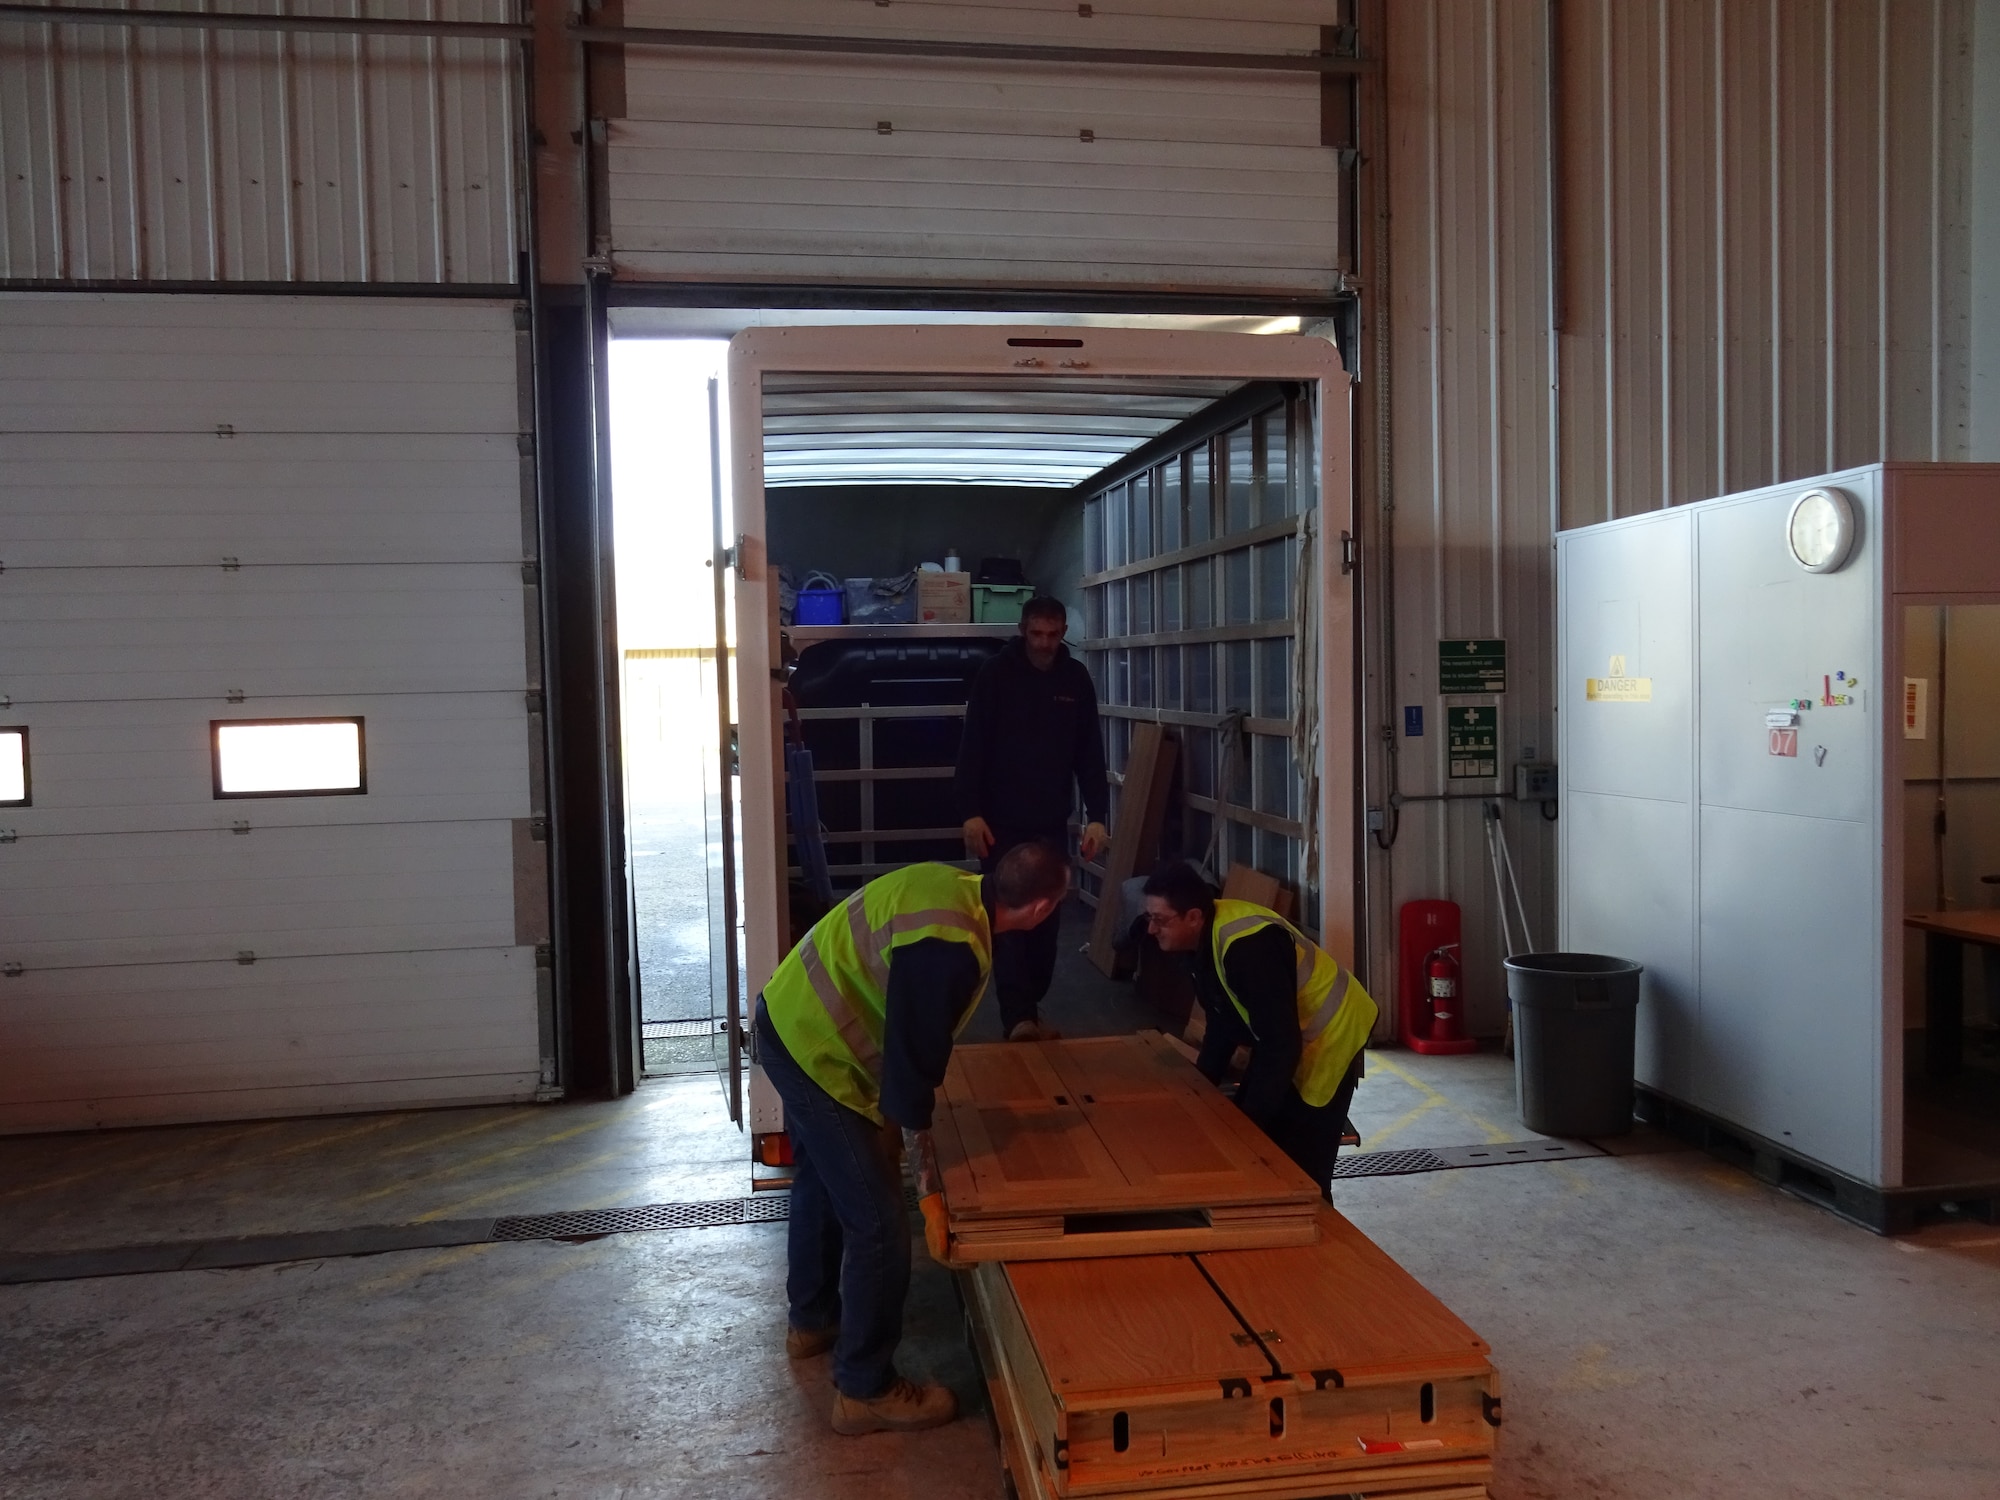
[753,842,1069,1436]
[1140,861,1377,1195]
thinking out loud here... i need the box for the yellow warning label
[1586,676,1653,702]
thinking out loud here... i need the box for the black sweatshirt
[1186,924,1302,1130]
[954,637,1109,840]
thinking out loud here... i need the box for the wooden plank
[1196,1207,1492,1387]
[1088,721,1179,975]
[933,1036,1321,1259]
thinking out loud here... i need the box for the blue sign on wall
[1403,705,1424,738]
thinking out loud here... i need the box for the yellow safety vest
[762,863,993,1123]
[1211,899,1377,1108]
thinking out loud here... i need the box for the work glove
[920,1191,970,1268]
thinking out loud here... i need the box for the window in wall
[213,718,366,798]
[0,728,28,805]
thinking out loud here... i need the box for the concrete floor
[5,971,2000,1498]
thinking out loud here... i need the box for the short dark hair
[1141,860,1216,921]
[1020,596,1067,629]
[991,840,1070,908]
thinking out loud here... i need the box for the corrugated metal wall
[1372,0,1981,1036]
[0,0,521,284]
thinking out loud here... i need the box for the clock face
[1786,488,1854,573]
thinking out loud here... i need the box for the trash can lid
[1502,952,1643,978]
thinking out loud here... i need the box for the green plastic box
[972,584,1036,623]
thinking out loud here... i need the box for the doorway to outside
[608,339,737,1080]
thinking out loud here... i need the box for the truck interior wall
[765,486,1073,593]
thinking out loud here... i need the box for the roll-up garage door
[0,295,547,1131]
[607,1,1344,294]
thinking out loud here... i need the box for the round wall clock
[1785,487,1856,574]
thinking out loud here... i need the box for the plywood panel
[932,1033,1320,1259]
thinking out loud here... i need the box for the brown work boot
[830,1377,959,1435]
[785,1322,838,1359]
[1007,1019,1062,1043]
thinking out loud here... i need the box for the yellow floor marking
[1360,1092,1444,1149]
[344,1118,612,1208]
[1365,1052,1516,1145]
[350,1241,496,1295]
[0,1122,289,1203]
[138,1115,414,1195]
[409,1149,622,1222]
[373,1111,539,1159]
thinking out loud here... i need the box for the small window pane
[0,728,27,805]
[1131,469,1154,560]
[1229,818,1255,867]
[1225,641,1254,711]
[214,718,365,797]
[1224,549,1253,625]
[1084,496,1105,574]
[1187,558,1213,629]
[1085,584,1106,640]
[1160,645,1183,709]
[1260,407,1292,523]
[1257,637,1290,719]
[1225,424,1254,534]
[1159,462,1183,551]
[1255,733,1293,817]
[1130,573,1154,636]
[1106,579,1128,639]
[1188,444,1213,543]
[1159,565,1183,632]
[1132,648,1154,708]
[1107,482,1129,568]
[1111,649,1131,705]
[1186,644,1215,713]
[1185,808,1213,861]
[1255,539,1292,621]
[1185,727,1216,797]
[1225,729,1254,806]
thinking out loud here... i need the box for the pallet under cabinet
[965,1205,1499,1500]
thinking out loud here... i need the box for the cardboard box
[917,570,972,623]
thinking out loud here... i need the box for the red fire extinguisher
[1425,943,1464,1044]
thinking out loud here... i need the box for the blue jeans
[754,997,910,1400]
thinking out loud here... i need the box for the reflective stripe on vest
[1211,899,1378,1109]
[763,863,993,1122]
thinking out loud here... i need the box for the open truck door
[726,325,1356,1180]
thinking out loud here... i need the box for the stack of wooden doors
[940,1037,1501,1500]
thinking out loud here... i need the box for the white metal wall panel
[0,293,541,1130]
[0,0,520,285]
[609,0,1344,293]
[1370,1,1981,1036]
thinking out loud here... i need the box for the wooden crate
[933,1034,1323,1262]
[964,1205,1498,1500]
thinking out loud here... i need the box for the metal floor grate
[492,1194,790,1241]
[1331,1148,1450,1179]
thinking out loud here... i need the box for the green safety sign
[1447,706,1498,780]
[1439,638,1507,695]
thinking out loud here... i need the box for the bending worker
[753,843,1070,1436]
[1140,860,1377,1195]
[954,595,1109,1041]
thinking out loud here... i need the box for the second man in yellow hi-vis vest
[753,841,1069,1437]
[1140,860,1377,1195]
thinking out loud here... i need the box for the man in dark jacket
[954,596,1109,1039]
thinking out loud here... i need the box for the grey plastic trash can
[1504,952,1642,1137]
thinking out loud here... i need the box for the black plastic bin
[1504,952,1642,1137]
